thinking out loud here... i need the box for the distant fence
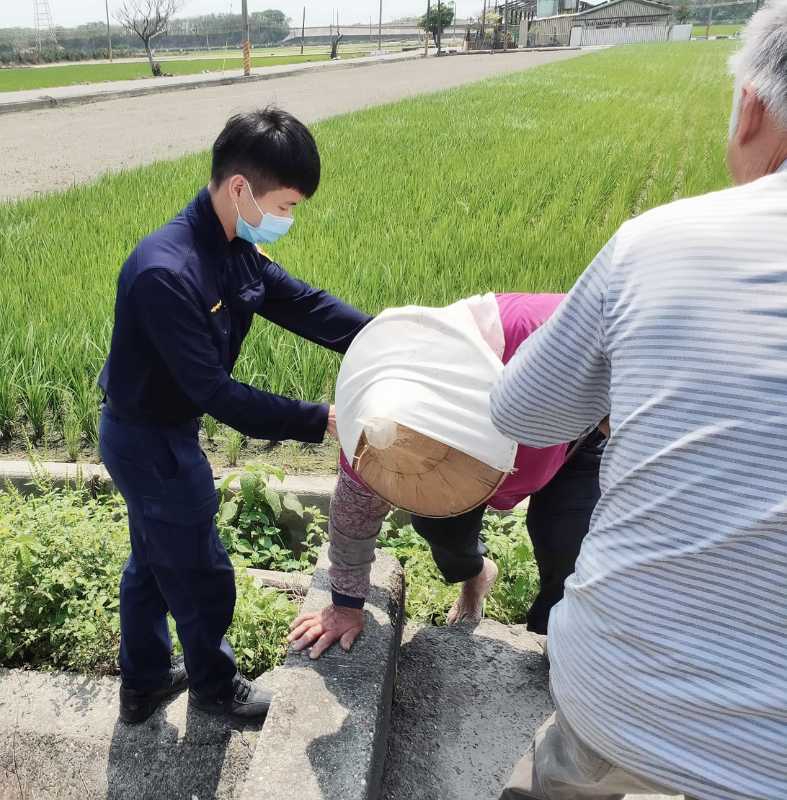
[568,23,691,46]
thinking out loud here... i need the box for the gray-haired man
[491,5,787,799]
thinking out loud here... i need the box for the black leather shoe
[119,656,189,724]
[188,673,272,721]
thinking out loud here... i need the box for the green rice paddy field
[692,24,743,37]
[0,41,736,452]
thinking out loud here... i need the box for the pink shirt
[340,293,569,511]
[490,293,568,509]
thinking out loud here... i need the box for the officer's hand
[327,406,338,439]
[288,604,364,659]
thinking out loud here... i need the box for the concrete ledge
[0,666,271,799]
[0,458,338,517]
[240,545,405,800]
[0,551,404,799]
[0,459,528,531]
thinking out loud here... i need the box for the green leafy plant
[482,511,540,625]
[379,509,539,625]
[217,463,327,573]
[0,481,296,677]
[226,569,297,676]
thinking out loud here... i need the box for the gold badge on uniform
[210,300,223,314]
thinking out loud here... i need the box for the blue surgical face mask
[234,180,294,245]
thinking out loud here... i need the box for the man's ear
[227,174,246,202]
[735,85,767,147]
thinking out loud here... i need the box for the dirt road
[0,50,583,202]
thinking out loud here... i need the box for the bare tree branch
[114,0,182,74]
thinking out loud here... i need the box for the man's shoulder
[620,176,785,246]
[121,216,198,287]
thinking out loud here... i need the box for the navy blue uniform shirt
[99,188,371,443]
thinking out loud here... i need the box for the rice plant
[19,375,51,443]
[226,429,245,467]
[0,42,737,443]
[0,355,19,439]
[62,407,83,463]
[202,415,219,443]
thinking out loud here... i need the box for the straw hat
[336,300,517,518]
[352,425,509,517]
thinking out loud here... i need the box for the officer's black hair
[210,107,320,198]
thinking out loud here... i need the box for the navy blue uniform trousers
[411,431,605,635]
[99,407,237,697]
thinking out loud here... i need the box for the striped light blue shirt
[490,163,787,800]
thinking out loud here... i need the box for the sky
[1,0,480,30]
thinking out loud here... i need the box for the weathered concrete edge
[0,459,528,525]
[0,51,423,115]
[0,47,582,116]
[0,458,336,512]
[240,545,405,800]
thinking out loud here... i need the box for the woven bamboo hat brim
[353,425,508,518]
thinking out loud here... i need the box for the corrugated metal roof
[574,0,672,17]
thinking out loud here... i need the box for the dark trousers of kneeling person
[412,431,605,634]
[99,407,239,717]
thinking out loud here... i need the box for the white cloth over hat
[335,299,518,473]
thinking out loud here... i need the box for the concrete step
[381,621,680,800]
[0,666,269,799]
[0,547,404,800]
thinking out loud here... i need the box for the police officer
[98,108,372,724]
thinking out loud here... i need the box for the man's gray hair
[730,1,787,135]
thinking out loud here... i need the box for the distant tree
[674,1,691,23]
[250,9,290,44]
[115,0,182,75]
[419,5,456,45]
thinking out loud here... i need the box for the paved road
[0,50,583,202]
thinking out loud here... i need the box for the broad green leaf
[263,486,282,518]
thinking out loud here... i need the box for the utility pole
[241,0,251,76]
[437,0,442,54]
[105,0,113,61]
[481,0,487,46]
[378,0,383,51]
[300,6,305,55]
[503,0,508,51]
[424,0,431,55]
[705,1,714,37]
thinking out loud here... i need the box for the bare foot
[447,558,499,625]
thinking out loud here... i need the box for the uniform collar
[187,187,235,259]
[186,187,261,279]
